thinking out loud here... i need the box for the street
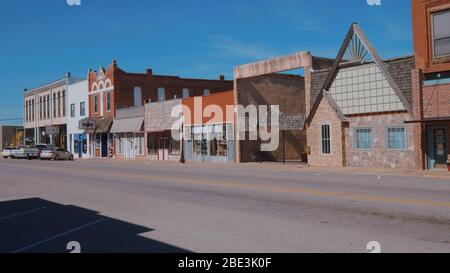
[0,158,450,253]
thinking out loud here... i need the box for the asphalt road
[0,158,450,253]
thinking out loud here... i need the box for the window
[57,92,61,117]
[147,134,157,154]
[46,95,50,119]
[70,104,76,118]
[134,87,142,106]
[321,124,331,155]
[106,92,111,111]
[39,97,43,120]
[80,101,86,116]
[170,137,180,155]
[203,89,210,96]
[93,95,98,113]
[53,93,56,117]
[157,87,165,102]
[387,127,407,150]
[182,88,190,98]
[31,99,34,121]
[135,133,145,155]
[432,9,450,58]
[355,128,373,150]
[42,96,46,120]
[62,91,66,117]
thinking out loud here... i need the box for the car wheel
[69,155,74,161]
[3,157,7,159]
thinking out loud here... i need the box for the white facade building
[67,80,91,159]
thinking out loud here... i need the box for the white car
[2,147,15,159]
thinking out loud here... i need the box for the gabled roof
[306,23,412,125]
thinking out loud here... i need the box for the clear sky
[0,0,413,125]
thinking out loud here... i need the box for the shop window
[135,133,144,155]
[170,137,180,155]
[192,126,207,156]
[355,128,373,150]
[321,124,331,155]
[147,134,157,154]
[209,124,228,156]
[432,9,450,58]
[386,127,406,150]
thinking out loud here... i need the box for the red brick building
[84,60,233,158]
[410,0,450,170]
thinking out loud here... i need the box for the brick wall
[307,97,345,167]
[423,83,450,118]
[236,74,307,162]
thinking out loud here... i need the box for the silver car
[40,147,74,161]
[12,146,27,159]
[2,147,15,159]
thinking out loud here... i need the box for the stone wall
[345,112,416,169]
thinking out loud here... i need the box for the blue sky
[0,0,412,125]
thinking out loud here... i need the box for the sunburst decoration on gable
[344,33,370,63]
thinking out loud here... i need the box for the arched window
[134,87,142,106]
[203,89,210,96]
[182,88,190,98]
[157,87,165,102]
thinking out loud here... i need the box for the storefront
[185,123,234,163]
[110,108,145,160]
[147,130,180,161]
[82,117,113,158]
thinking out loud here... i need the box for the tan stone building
[306,24,417,169]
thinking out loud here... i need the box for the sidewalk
[76,158,450,181]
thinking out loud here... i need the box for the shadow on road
[0,198,191,253]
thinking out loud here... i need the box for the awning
[110,117,144,133]
[95,117,113,134]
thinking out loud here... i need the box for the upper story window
[432,9,450,58]
[62,90,66,117]
[46,95,50,119]
[203,89,210,96]
[106,92,111,112]
[93,95,98,113]
[53,93,56,117]
[158,87,165,102]
[182,88,190,98]
[70,104,76,118]
[57,92,61,117]
[321,124,331,155]
[80,101,86,117]
[134,87,142,106]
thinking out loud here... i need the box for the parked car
[25,144,55,160]
[12,146,27,159]
[2,147,15,159]
[40,147,74,161]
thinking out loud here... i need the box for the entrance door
[158,134,169,160]
[427,127,448,169]
[101,133,108,158]
[434,128,447,167]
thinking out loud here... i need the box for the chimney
[147,69,153,76]
[218,75,225,81]
[112,59,118,68]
